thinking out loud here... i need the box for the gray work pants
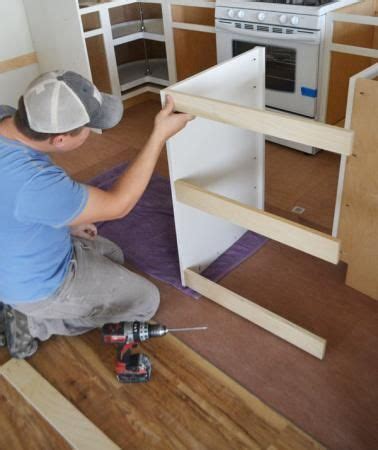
[14,236,160,341]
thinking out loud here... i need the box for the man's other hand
[70,223,97,240]
[152,95,194,144]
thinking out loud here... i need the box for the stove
[253,0,332,4]
[215,0,357,153]
[216,0,358,19]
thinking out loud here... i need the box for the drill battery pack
[116,352,152,383]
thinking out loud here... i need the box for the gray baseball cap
[23,70,123,133]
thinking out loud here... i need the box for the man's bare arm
[69,96,193,226]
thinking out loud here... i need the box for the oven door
[216,25,320,118]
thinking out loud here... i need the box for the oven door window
[233,40,296,93]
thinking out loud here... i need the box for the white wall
[0,0,40,107]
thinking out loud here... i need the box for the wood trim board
[0,53,38,74]
[322,0,378,124]
[332,63,378,239]
[171,5,215,26]
[338,75,378,300]
[0,359,120,450]
[165,90,354,155]
[184,269,327,359]
[175,180,340,264]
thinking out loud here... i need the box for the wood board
[325,0,378,124]
[0,359,120,450]
[184,269,327,359]
[0,53,38,74]
[175,180,340,264]
[0,376,71,449]
[338,76,378,300]
[173,28,217,81]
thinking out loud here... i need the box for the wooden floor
[0,332,323,449]
[0,97,326,449]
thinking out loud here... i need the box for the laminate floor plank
[4,331,323,450]
[0,377,71,450]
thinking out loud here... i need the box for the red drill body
[102,321,207,383]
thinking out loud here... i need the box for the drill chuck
[102,321,168,344]
[134,322,168,340]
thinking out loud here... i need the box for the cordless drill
[102,321,207,383]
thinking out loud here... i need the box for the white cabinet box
[163,47,354,359]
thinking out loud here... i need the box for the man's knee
[138,280,160,320]
[96,236,124,265]
[109,244,124,265]
[145,282,160,318]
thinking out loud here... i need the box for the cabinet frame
[163,48,354,359]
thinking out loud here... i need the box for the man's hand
[70,223,97,240]
[152,95,194,145]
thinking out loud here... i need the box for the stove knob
[237,10,245,19]
[227,9,235,18]
[257,12,266,22]
[279,14,287,24]
[290,16,299,25]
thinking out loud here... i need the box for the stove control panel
[216,6,322,30]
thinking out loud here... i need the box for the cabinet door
[171,6,216,81]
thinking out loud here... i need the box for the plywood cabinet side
[173,29,217,81]
[338,77,378,300]
[171,3,216,81]
[325,0,378,124]
[86,35,113,93]
[172,5,215,25]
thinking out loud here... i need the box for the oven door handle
[215,23,320,44]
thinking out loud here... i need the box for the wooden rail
[175,180,341,264]
[0,53,38,74]
[185,269,327,359]
[166,90,354,155]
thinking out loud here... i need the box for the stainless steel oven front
[216,13,321,118]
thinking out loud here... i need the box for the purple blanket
[90,163,267,298]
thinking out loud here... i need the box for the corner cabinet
[23,0,178,101]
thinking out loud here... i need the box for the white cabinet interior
[24,0,175,101]
[81,1,170,99]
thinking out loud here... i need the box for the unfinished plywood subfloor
[0,332,323,450]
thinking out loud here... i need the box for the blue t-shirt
[0,106,88,303]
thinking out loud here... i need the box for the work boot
[3,305,38,359]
